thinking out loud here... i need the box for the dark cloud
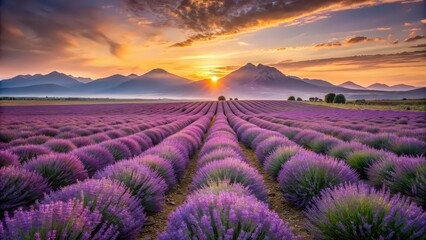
[405,35,425,42]
[123,0,397,47]
[1,0,124,63]
[314,36,384,48]
[272,50,426,71]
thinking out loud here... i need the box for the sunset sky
[1,0,425,87]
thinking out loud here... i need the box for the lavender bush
[0,166,50,215]
[44,139,77,153]
[101,140,132,161]
[388,156,426,207]
[24,153,88,190]
[278,152,358,208]
[0,199,118,240]
[133,154,177,190]
[94,160,167,213]
[0,150,20,168]
[9,144,51,162]
[190,158,268,201]
[263,145,304,179]
[43,179,146,239]
[158,192,296,240]
[305,183,426,239]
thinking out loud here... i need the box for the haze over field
[1,0,425,99]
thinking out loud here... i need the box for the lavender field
[0,101,425,239]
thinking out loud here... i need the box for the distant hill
[0,71,83,88]
[0,64,424,100]
[104,69,192,94]
[339,81,366,90]
[367,83,418,91]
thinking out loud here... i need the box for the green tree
[297,97,303,101]
[218,96,226,101]
[325,93,336,103]
[333,94,346,104]
[288,96,296,101]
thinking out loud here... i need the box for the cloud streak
[272,50,426,71]
[315,36,384,48]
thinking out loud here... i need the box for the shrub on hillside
[287,96,296,101]
[333,94,346,104]
[324,93,336,103]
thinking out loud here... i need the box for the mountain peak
[147,68,169,74]
[339,81,365,90]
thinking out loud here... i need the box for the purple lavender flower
[308,136,342,154]
[44,139,77,153]
[158,192,296,240]
[278,152,358,208]
[190,158,268,201]
[70,136,95,147]
[305,183,426,239]
[388,156,426,207]
[35,127,59,137]
[250,131,282,150]
[193,181,253,197]
[240,128,262,147]
[133,154,177,190]
[93,160,167,214]
[0,199,118,240]
[100,140,132,161]
[199,138,241,157]
[116,137,141,156]
[389,137,426,156]
[24,153,88,190]
[364,133,398,150]
[263,145,304,179]
[91,133,111,143]
[0,130,17,143]
[0,150,20,168]
[106,130,125,139]
[346,149,393,179]
[366,155,400,188]
[328,141,366,160]
[43,179,145,239]
[144,145,188,180]
[9,144,51,162]
[255,136,293,164]
[26,135,51,145]
[70,145,115,176]
[0,166,50,214]
[198,148,244,168]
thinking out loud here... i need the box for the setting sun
[211,76,218,82]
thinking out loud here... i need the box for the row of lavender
[238,100,426,141]
[0,102,205,152]
[226,101,425,239]
[0,102,215,239]
[159,101,297,239]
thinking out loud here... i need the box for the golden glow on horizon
[211,76,218,82]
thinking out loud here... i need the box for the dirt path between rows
[139,116,216,239]
[239,143,312,239]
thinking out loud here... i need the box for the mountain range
[0,63,424,100]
